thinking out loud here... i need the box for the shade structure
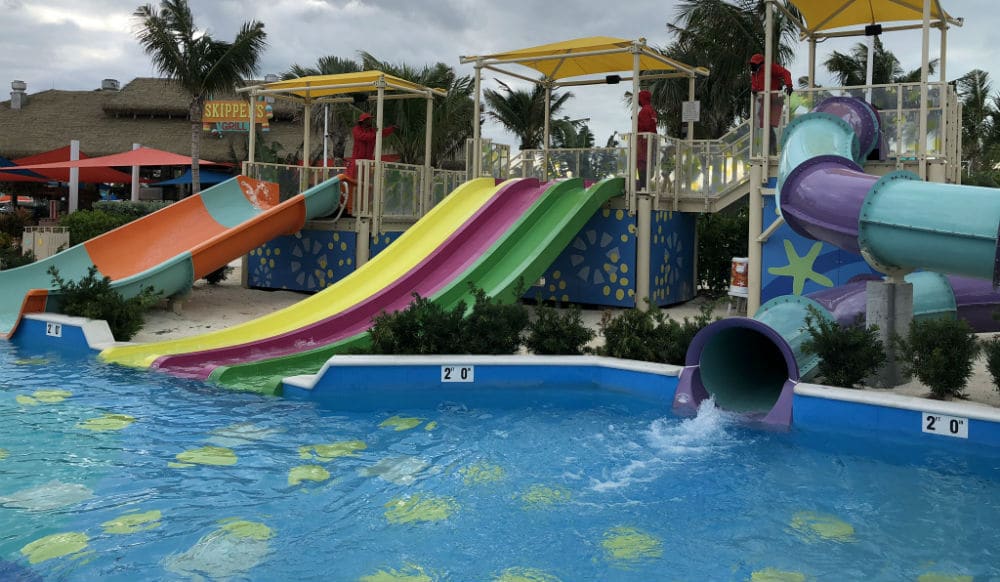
[0,195,37,204]
[0,155,49,183]
[255,70,447,100]
[790,0,961,34]
[461,36,710,80]
[3,146,136,183]
[150,168,233,186]
[2,146,223,173]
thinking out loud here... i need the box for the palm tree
[824,37,937,86]
[133,0,266,194]
[283,55,363,163]
[359,52,476,166]
[483,81,574,150]
[957,70,1000,178]
[647,0,800,139]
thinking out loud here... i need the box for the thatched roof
[0,78,305,163]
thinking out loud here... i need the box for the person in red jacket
[749,53,793,154]
[636,89,658,190]
[344,112,395,215]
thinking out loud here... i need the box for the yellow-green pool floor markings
[384,493,459,524]
[15,388,73,406]
[20,532,90,564]
[789,510,855,543]
[169,445,238,468]
[600,525,664,565]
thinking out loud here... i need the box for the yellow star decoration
[767,239,833,295]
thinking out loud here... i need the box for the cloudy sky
[1,0,998,151]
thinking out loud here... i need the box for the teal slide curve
[2,176,341,339]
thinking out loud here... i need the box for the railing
[242,161,345,201]
[658,121,752,210]
[751,81,958,164]
[466,138,510,179]
[429,168,467,209]
[511,147,628,182]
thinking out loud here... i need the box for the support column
[248,92,257,168]
[356,218,371,268]
[866,279,914,387]
[302,99,312,192]
[472,61,482,179]
[130,143,141,201]
[635,194,652,310]
[918,0,931,179]
[424,93,434,214]
[69,139,80,213]
[747,161,764,314]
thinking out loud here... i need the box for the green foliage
[597,304,715,364]
[801,307,886,388]
[696,204,749,297]
[897,317,980,399]
[0,207,34,239]
[47,265,161,341]
[0,232,34,270]
[59,210,133,246]
[462,286,529,354]
[525,303,596,355]
[368,293,468,355]
[204,265,234,285]
[93,200,172,219]
[983,336,1000,393]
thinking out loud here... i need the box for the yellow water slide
[100,177,502,368]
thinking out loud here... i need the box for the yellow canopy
[462,36,709,81]
[791,0,961,35]
[256,70,446,100]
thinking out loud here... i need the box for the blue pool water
[2,343,1000,581]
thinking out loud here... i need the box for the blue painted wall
[761,194,878,303]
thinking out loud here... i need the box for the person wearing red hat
[345,112,395,215]
[749,53,793,154]
[636,89,657,190]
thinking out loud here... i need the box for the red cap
[359,112,372,122]
[749,53,765,65]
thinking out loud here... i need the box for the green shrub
[0,207,34,239]
[462,286,528,354]
[801,308,886,388]
[93,200,172,219]
[597,308,659,362]
[596,304,715,364]
[59,210,133,246]
[897,317,979,399]
[368,293,468,355]
[0,232,34,270]
[525,303,595,355]
[696,203,748,297]
[48,265,161,341]
[204,265,234,285]
[983,336,1000,393]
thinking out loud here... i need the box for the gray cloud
[0,0,995,149]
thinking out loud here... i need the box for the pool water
[2,344,999,582]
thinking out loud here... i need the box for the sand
[132,260,1000,410]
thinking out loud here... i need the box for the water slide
[198,177,622,394]
[152,177,552,379]
[2,176,342,339]
[675,97,1000,426]
[99,177,503,368]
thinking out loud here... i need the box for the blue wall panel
[247,229,358,291]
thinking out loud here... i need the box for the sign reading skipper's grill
[202,99,272,133]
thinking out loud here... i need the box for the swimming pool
[2,343,999,581]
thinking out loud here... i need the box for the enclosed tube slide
[675,97,1000,426]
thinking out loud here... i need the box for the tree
[134,0,267,194]
[358,52,476,166]
[483,81,574,149]
[957,69,1000,178]
[283,55,363,163]
[647,0,800,139]
[824,37,937,86]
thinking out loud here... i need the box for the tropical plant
[59,210,133,246]
[983,335,1000,393]
[800,308,885,388]
[368,293,468,355]
[897,317,979,399]
[356,52,476,166]
[483,80,574,149]
[823,37,937,87]
[283,55,364,163]
[697,203,749,296]
[957,69,1000,176]
[462,286,529,354]
[133,0,267,194]
[647,0,800,138]
[48,266,161,341]
[525,303,596,355]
